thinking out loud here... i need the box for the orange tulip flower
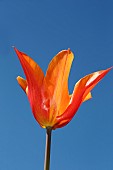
[15,48,112,130]
[15,47,112,170]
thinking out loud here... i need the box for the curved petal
[54,67,112,129]
[45,49,74,122]
[14,48,49,127]
[17,76,28,94]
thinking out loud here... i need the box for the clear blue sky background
[0,0,113,170]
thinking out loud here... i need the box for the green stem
[44,127,52,170]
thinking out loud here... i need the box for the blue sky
[0,0,113,169]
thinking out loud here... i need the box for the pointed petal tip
[67,48,74,59]
[103,66,113,75]
[13,47,20,55]
[105,66,113,71]
[67,48,73,54]
[13,46,20,54]
[12,46,16,50]
[109,66,113,70]
[16,76,21,80]
[83,92,92,102]
[67,48,71,54]
[13,47,23,54]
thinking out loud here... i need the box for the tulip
[15,47,112,170]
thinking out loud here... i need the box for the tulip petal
[17,76,28,94]
[14,48,44,85]
[54,67,112,129]
[14,48,49,127]
[45,49,74,120]
[70,92,92,103]
[83,92,92,102]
